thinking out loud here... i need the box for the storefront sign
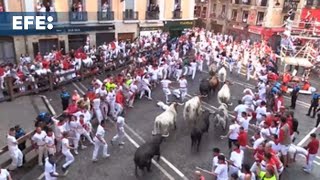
[232,25,244,30]
[140,26,162,31]
[164,20,194,30]
[248,25,264,35]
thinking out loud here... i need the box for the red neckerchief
[57,122,64,126]
[47,134,53,137]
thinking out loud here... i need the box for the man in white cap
[111,116,126,146]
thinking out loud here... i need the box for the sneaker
[62,166,67,173]
[74,150,78,155]
[81,145,87,149]
[119,142,125,145]
[92,159,98,162]
[303,168,311,173]
[148,97,152,100]
[103,154,110,158]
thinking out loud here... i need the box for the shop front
[164,20,194,37]
[227,23,248,42]
[210,21,223,33]
[139,24,163,37]
[248,25,264,42]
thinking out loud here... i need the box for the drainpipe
[20,0,29,56]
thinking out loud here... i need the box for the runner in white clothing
[161,78,172,104]
[44,155,65,180]
[111,116,126,146]
[92,120,110,162]
[178,76,188,101]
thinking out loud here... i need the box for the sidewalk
[0,96,46,147]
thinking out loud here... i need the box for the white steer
[152,102,181,137]
[218,66,227,84]
[183,96,203,128]
[217,82,232,106]
[213,103,228,130]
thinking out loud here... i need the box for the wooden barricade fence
[0,59,133,170]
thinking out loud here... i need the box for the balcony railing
[259,0,268,6]
[97,11,114,21]
[145,11,159,20]
[123,10,138,20]
[173,11,182,19]
[233,0,251,5]
[69,11,88,22]
[306,0,320,7]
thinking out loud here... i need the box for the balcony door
[0,37,15,64]
[125,0,135,10]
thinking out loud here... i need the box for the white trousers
[9,149,23,170]
[92,140,108,160]
[62,150,74,168]
[305,154,316,172]
[94,107,103,123]
[198,61,203,72]
[140,86,152,99]
[175,69,182,81]
[191,67,197,80]
[247,69,252,81]
[108,100,115,118]
[115,103,123,117]
[180,88,187,101]
[112,128,125,144]
[36,146,47,165]
[81,131,94,144]
[163,88,171,103]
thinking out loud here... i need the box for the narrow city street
[16,65,320,180]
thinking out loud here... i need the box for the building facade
[0,0,195,64]
[194,0,313,49]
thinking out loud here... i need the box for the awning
[248,25,265,34]
[284,57,313,68]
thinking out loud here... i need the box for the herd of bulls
[134,64,234,176]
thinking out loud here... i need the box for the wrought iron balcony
[97,11,114,21]
[69,11,88,22]
[123,10,139,21]
[172,11,182,19]
[306,0,320,7]
[145,11,159,20]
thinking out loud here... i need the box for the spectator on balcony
[77,1,83,20]
[101,1,109,18]
[71,2,78,19]
[0,2,5,12]
[174,0,181,18]
[40,4,46,16]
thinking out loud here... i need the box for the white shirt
[0,169,10,180]
[61,138,70,154]
[92,98,101,109]
[94,125,106,143]
[238,117,251,131]
[161,79,171,88]
[31,131,47,146]
[44,158,57,180]
[179,79,187,88]
[255,106,267,120]
[54,121,66,140]
[253,137,265,149]
[129,84,138,93]
[212,156,219,171]
[190,62,197,69]
[234,104,247,119]
[229,123,240,140]
[7,135,18,151]
[214,163,229,180]
[242,94,253,106]
[45,135,55,148]
[230,150,244,168]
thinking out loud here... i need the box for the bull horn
[198,94,208,98]
[177,102,184,106]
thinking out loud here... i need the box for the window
[147,0,159,12]
[70,0,85,12]
[242,0,250,5]
[174,0,181,11]
[259,0,268,6]
[242,10,249,23]
[201,7,207,18]
[194,6,201,18]
[231,10,237,21]
[0,37,15,64]
[212,4,216,12]
[256,12,264,25]
[306,0,314,6]
[100,0,111,11]
[125,0,134,10]
[0,0,5,12]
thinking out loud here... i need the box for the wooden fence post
[48,73,54,91]
[4,77,14,101]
